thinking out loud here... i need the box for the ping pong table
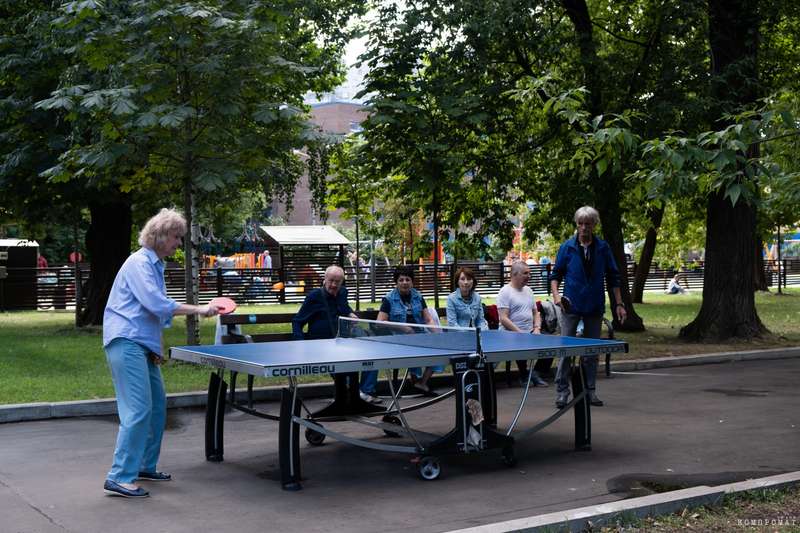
[170,317,628,490]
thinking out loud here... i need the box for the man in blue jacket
[550,206,627,408]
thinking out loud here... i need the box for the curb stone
[444,471,800,532]
[1,346,799,424]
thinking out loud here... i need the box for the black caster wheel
[416,456,441,481]
[382,414,402,438]
[501,446,517,467]
[305,424,326,446]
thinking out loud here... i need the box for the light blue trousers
[105,338,166,483]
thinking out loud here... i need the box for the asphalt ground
[1,357,798,533]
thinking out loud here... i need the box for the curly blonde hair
[138,208,187,250]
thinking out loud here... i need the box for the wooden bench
[219,308,448,344]
[219,308,613,392]
[217,308,450,404]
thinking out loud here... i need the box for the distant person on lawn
[102,208,221,498]
[665,273,688,294]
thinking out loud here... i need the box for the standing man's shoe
[103,479,149,498]
[588,391,604,406]
[359,391,383,404]
[555,393,569,409]
[530,371,548,387]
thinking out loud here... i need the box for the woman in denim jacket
[446,266,487,329]
[360,266,437,399]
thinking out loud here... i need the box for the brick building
[269,100,367,225]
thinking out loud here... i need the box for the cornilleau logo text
[200,357,226,369]
[272,364,336,377]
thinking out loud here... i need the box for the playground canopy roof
[259,226,350,247]
[0,239,38,247]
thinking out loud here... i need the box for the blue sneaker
[103,479,149,498]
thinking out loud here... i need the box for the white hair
[138,208,186,249]
[325,265,345,279]
[510,261,529,276]
[574,206,600,225]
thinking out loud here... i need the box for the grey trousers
[555,313,603,394]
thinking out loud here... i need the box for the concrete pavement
[0,356,798,533]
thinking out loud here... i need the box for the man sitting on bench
[292,265,359,400]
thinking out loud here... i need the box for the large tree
[37,0,364,339]
[357,0,720,331]
[679,0,765,339]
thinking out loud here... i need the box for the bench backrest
[219,308,446,344]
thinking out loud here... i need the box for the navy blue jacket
[549,236,621,316]
[292,287,354,340]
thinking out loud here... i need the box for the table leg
[279,386,302,491]
[205,371,227,462]
[572,359,591,451]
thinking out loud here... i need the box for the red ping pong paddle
[210,296,237,315]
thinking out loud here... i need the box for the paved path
[1,358,798,533]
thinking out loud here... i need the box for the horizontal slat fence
[1,259,798,311]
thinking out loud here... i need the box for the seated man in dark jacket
[292,265,356,341]
[292,265,360,401]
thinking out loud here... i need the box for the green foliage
[636,99,800,217]
[42,0,363,203]
[626,199,706,269]
[0,1,90,237]
[328,137,380,220]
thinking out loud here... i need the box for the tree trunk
[355,216,360,310]
[681,0,766,340]
[78,196,132,326]
[597,183,645,332]
[184,183,200,344]
[433,196,440,309]
[632,206,665,303]
[408,218,414,265]
[753,237,768,291]
[562,0,644,331]
[680,190,766,339]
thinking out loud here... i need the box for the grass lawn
[600,485,800,532]
[0,289,798,405]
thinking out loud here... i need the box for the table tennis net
[338,317,479,354]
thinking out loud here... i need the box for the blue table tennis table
[171,319,628,490]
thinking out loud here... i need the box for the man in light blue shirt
[102,208,220,499]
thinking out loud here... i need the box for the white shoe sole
[104,489,149,498]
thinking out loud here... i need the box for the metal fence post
[498,261,505,289]
[782,259,787,290]
[370,256,376,303]
[74,266,82,327]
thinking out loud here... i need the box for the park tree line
[324,0,800,341]
[1,0,365,341]
[2,1,799,344]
